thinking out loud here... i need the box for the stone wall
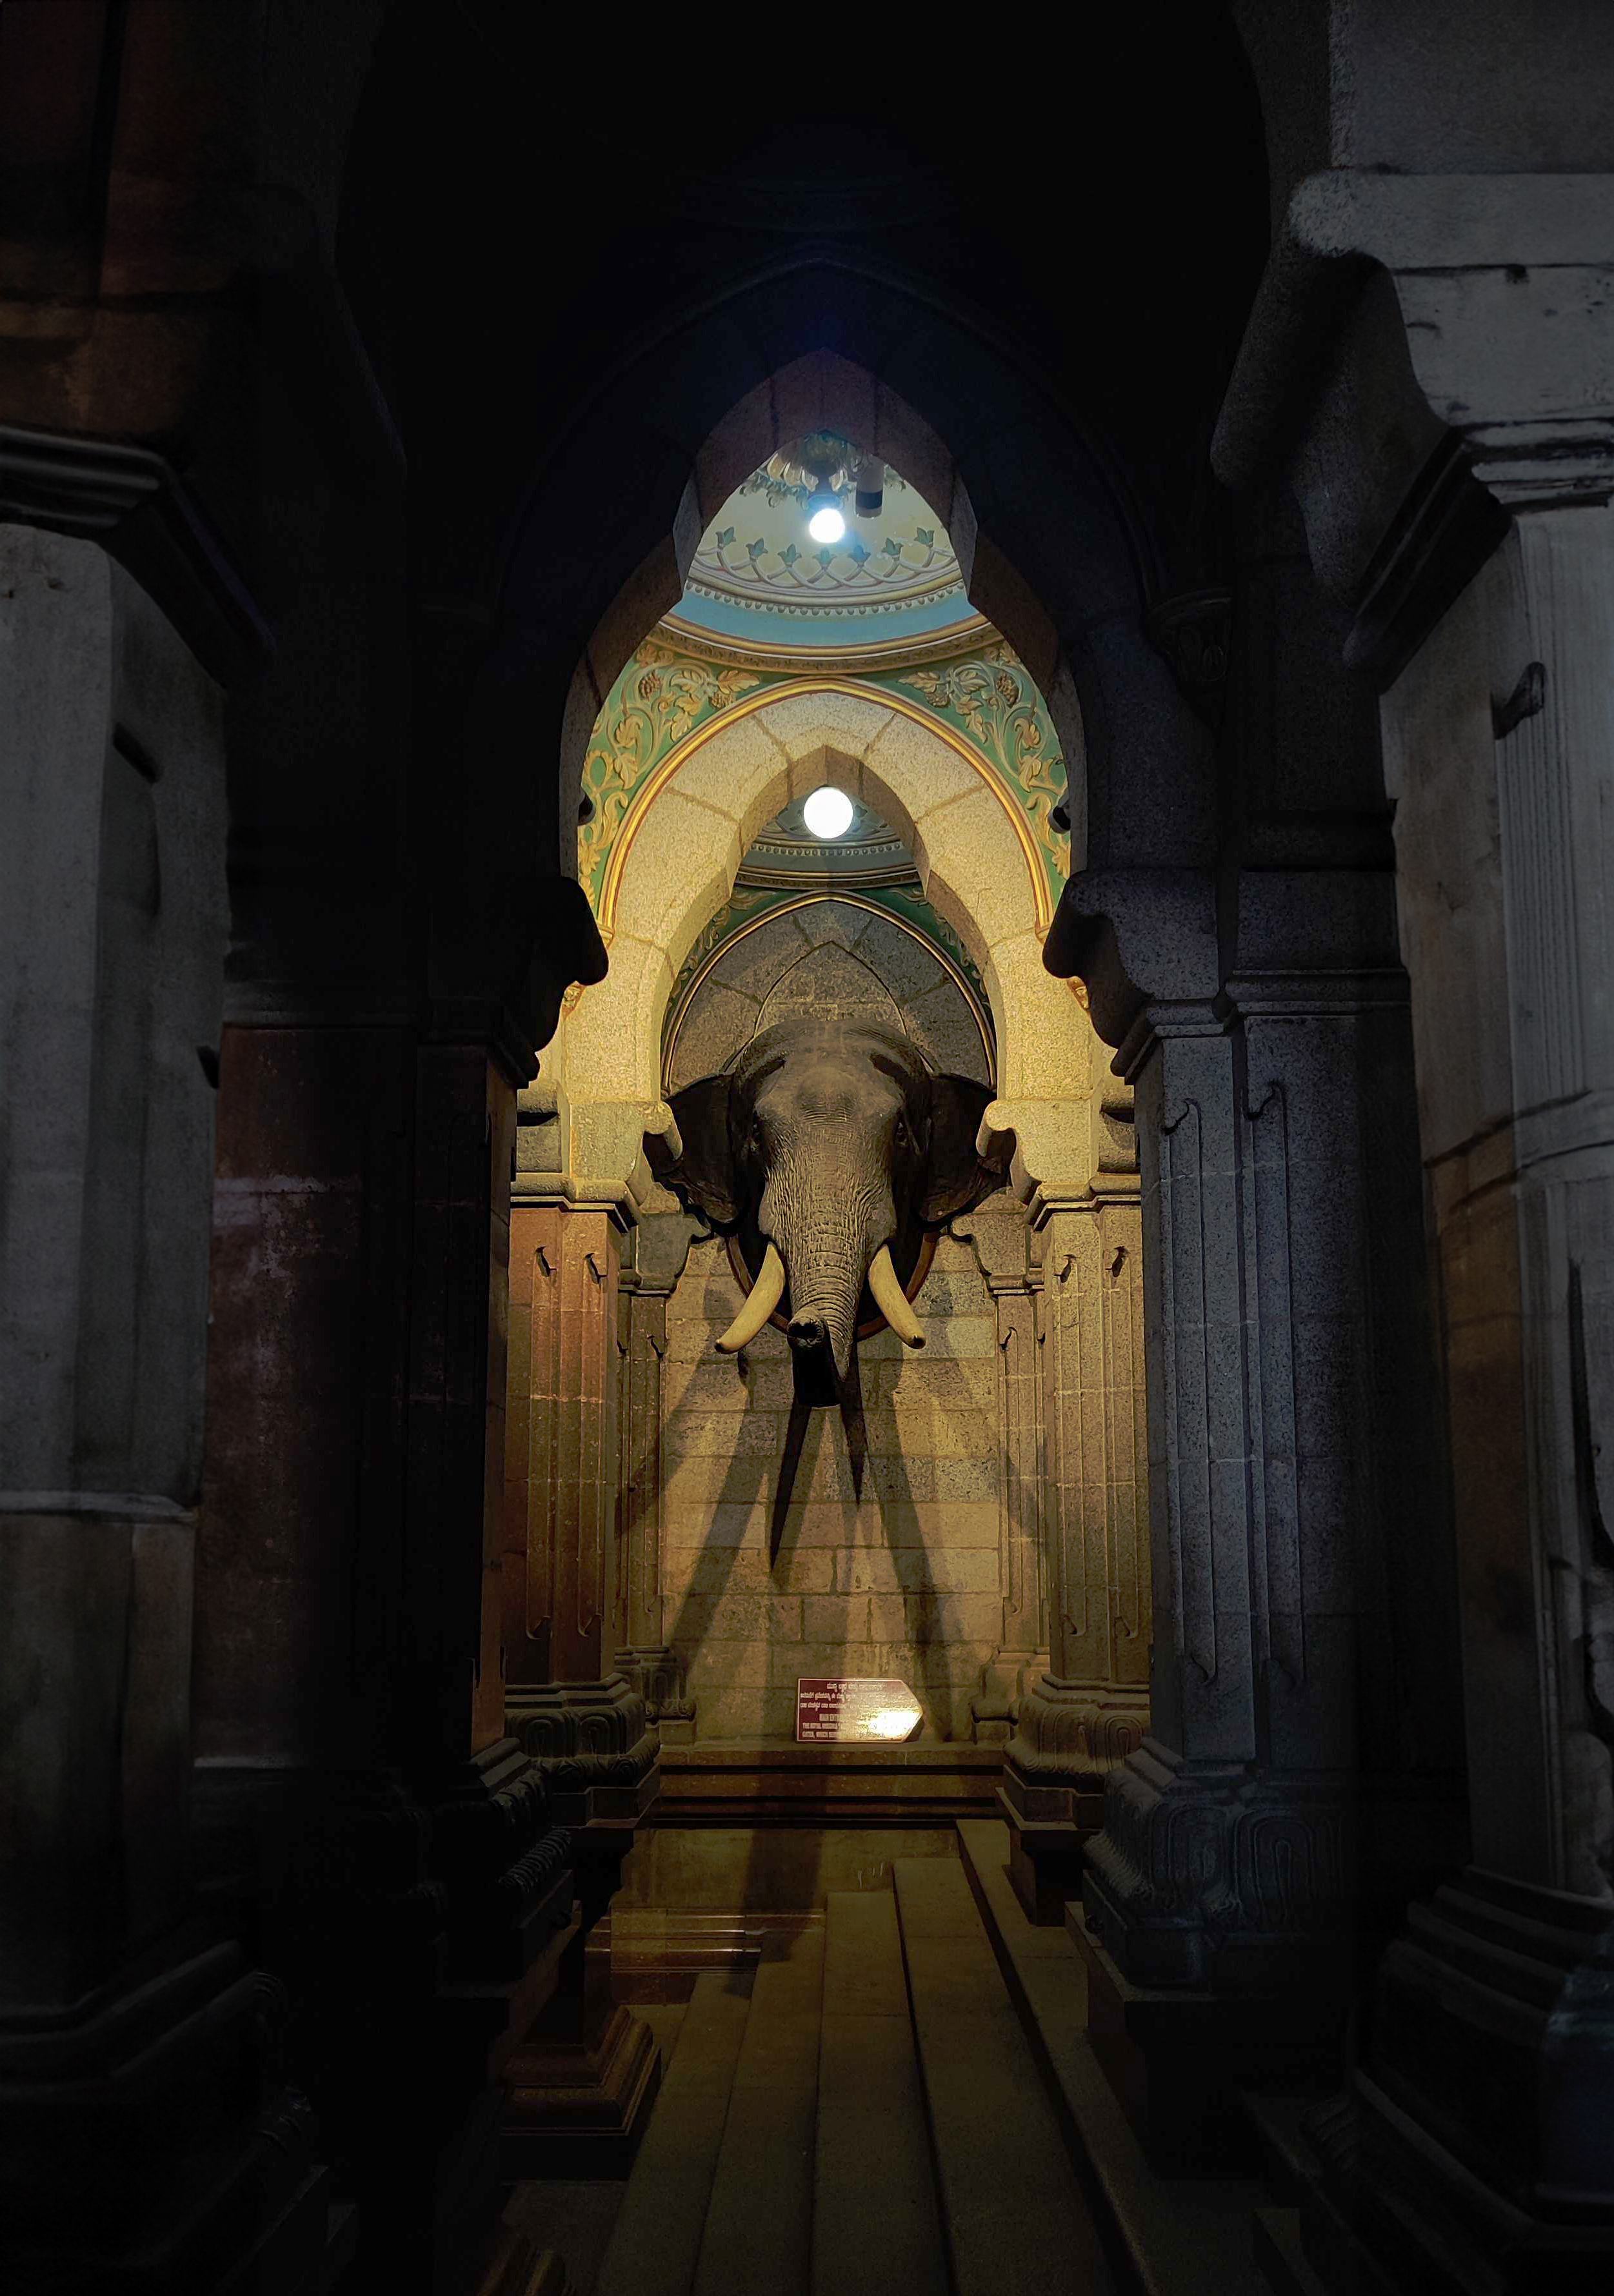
[659,1229,1007,1741]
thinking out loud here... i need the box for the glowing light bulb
[802,785,853,840]
[807,502,846,545]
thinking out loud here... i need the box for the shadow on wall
[656,1230,999,1745]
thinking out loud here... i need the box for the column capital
[0,424,271,684]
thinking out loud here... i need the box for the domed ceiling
[664,432,981,657]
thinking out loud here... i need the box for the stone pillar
[0,526,332,2291]
[1049,488,1467,2162]
[1000,1185,1151,1920]
[993,1033,1152,1921]
[612,1216,700,1742]
[502,1186,660,2172]
[1200,160,1614,2282]
[196,1007,575,2287]
[967,1207,1049,1747]
[1304,498,1614,2292]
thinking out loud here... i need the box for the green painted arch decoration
[577,633,1071,929]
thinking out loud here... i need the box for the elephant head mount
[650,1017,1008,1405]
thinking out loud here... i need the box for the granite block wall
[659,1229,1008,1740]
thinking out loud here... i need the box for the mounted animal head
[650,1016,1006,1394]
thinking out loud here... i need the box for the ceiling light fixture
[806,490,846,545]
[802,785,853,840]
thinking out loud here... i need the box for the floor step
[594,1972,752,2296]
[893,1857,1117,2296]
[813,1892,948,2296]
[955,1819,1270,2296]
[692,1932,824,2296]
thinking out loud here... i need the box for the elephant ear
[650,1072,739,1227]
[918,1073,1005,1223]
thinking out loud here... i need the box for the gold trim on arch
[661,890,997,1093]
[594,678,1053,944]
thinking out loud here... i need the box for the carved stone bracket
[1145,587,1233,729]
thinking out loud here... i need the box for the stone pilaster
[1050,659,1465,2163]
[501,1188,661,2172]
[1001,1184,1151,1920]
[0,524,333,2293]
[613,1242,697,1743]
[991,1018,1151,1923]
[964,1206,1049,1746]
[1308,490,1614,2295]
[1211,164,1614,2284]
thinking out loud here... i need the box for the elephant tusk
[868,1244,924,1349]
[715,1242,786,1354]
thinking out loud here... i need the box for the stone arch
[550,687,1105,1199]
[444,319,1216,1052]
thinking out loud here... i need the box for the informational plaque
[795,1677,922,1744]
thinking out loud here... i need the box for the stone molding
[0,423,271,684]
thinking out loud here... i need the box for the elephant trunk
[760,1158,891,1387]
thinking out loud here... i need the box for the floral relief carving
[578,647,761,895]
[575,637,1070,933]
[899,645,1070,902]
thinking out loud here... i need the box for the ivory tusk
[868,1244,924,1349]
[715,1242,786,1354]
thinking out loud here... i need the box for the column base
[1299,2076,1614,2296]
[1064,1905,1340,2173]
[502,2002,663,2181]
[1081,1737,1359,1992]
[614,1646,697,1746]
[427,1737,576,1984]
[0,1935,341,2296]
[1287,1868,1614,2293]
[998,1674,1148,1923]
[506,1677,661,1824]
[970,1645,1049,1745]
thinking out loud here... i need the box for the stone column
[502,1184,660,2171]
[1306,495,1614,2291]
[612,1212,701,1742]
[967,1207,1049,1747]
[1201,163,1614,2281]
[1000,1184,1151,1920]
[1049,470,1468,2152]
[995,1033,1152,1921]
[0,525,332,2290]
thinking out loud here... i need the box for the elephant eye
[894,1116,910,1147]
